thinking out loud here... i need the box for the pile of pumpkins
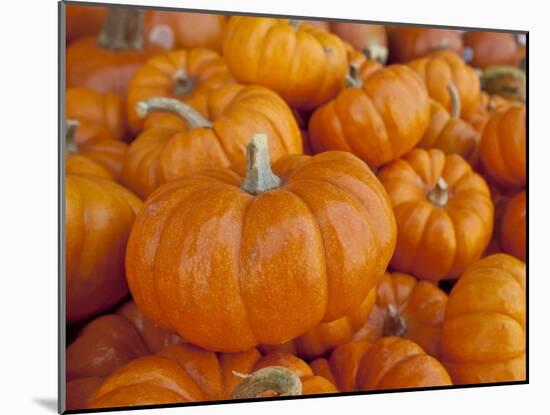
[65,4,527,411]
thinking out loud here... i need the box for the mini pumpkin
[441,254,526,384]
[377,148,493,281]
[126,134,396,352]
[308,64,430,168]
[65,4,107,44]
[479,104,526,189]
[331,23,388,64]
[222,17,348,110]
[462,32,526,69]
[501,190,526,261]
[388,27,463,63]
[468,91,512,133]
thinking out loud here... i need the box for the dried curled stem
[240,134,282,195]
[231,367,302,399]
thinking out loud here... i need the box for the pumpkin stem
[97,7,143,51]
[66,119,80,153]
[427,177,449,208]
[345,63,363,89]
[231,367,302,399]
[135,97,213,129]
[289,19,301,30]
[480,65,526,102]
[172,69,197,96]
[363,44,388,65]
[431,38,450,52]
[447,82,461,119]
[241,134,282,195]
[383,304,407,337]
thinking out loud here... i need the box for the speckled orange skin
[355,272,448,358]
[66,154,115,181]
[65,5,107,44]
[73,139,128,182]
[126,150,396,352]
[66,175,141,322]
[418,100,480,166]
[88,346,336,408]
[311,338,452,392]
[331,23,387,53]
[479,105,526,189]
[378,149,494,281]
[126,49,234,134]
[259,287,377,360]
[441,254,526,384]
[66,88,127,144]
[388,28,463,63]
[408,51,480,121]
[121,84,302,199]
[501,191,526,262]
[308,65,430,168]
[463,32,525,69]
[222,17,348,111]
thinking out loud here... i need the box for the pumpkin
[417,88,480,166]
[500,190,526,261]
[468,91,512,133]
[408,50,481,121]
[377,148,493,281]
[66,88,127,143]
[65,4,107,44]
[121,84,302,199]
[343,42,384,79]
[126,48,234,134]
[222,17,348,110]
[259,286,377,360]
[440,254,526,384]
[355,272,448,358]
[126,133,396,352]
[388,27,463,63]
[66,155,142,322]
[462,32,526,69]
[331,23,388,64]
[66,8,162,99]
[480,65,526,103]
[310,337,452,392]
[479,104,526,189]
[308,64,430,168]
[88,345,336,408]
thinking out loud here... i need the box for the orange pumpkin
[468,91,512,133]
[355,272,448,358]
[121,84,302,199]
[88,345,336,408]
[377,148,493,282]
[126,48,234,134]
[479,104,526,189]
[408,50,481,121]
[65,4,107,44]
[441,254,526,384]
[222,17,348,110]
[343,42,384,79]
[308,64,430,168]
[126,134,396,352]
[311,337,452,392]
[388,27,463,63]
[66,8,162,99]
[331,23,388,64]
[501,190,526,261]
[462,32,526,69]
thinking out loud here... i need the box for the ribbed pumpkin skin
[66,154,115,181]
[500,190,526,262]
[479,105,526,189]
[308,65,431,168]
[126,151,396,352]
[441,254,526,384]
[408,50,480,121]
[73,139,128,181]
[66,175,142,322]
[126,49,234,133]
[377,149,493,281]
[88,346,336,408]
[222,17,348,110]
[356,272,448,358]
[121,84,302,199]
[463,32,525,69]
[388,28,463,63]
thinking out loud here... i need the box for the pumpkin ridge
[485,111,516,185]
[373,353,427,389]
[444,310,525,337]
[461,265,525,290]
[496,109,523,184]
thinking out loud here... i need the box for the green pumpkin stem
[447,82,461,119]
[382,304,408,337]
[66,120,80,153]
[363,44,389,65]
[241,134,282,195]
[97,7,144,51]
[427,177,449,208]
[289,19,301,30]
[135,97,213,129]
[345,63,363,89]
[231,367,302,399]
[172,69,198,96]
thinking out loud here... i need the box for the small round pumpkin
[222,17,348,110]
[479,104,526,189]
[126,134,396,352]
[500,190,526,261]
[440,254,526,384]
[126,48,234,134]
[468,91,512,133]
[377,148,494,281]
[308,64,430,168]
[66,4,107,44]
[331,23,388,64]
[462,32,526,69]
[388,27,463,63]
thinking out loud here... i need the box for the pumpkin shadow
[34,398,57,412]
